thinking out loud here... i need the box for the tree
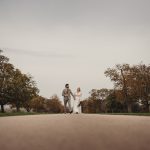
[30,95,64,113]
[82,89,106,113]
[106,91,124,113]
[105,64,133,112]
[30,96,46,112]
[88,88,113,113]
[0,50,14,112]
[46,95,64,113]
[20,74,39,112]
[129,64,150,112]
[105,63,150,112]
[10,69,39,112]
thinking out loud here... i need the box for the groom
[62,84,75,114]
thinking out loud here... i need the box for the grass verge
[0,112,150,117]
[0,112,43,117]
[99,113,150,116]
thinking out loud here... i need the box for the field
[0,112,150,117]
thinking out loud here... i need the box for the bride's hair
[77,87,81,92]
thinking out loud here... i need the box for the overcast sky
[0,0,150,100]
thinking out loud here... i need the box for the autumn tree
[46,95,64,113]
[105,64,132,112]
[128,64,150,112]
[0,50,15,112]
[105,63,150,112]
[30,95,64,113]
[82,89,112,113]
[30,96,46,112]
[106,91,124,113]
[10,69,39,112]
[90,88,113,101]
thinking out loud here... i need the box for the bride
[73,87,82,114]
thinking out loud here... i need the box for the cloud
[3,47,76,59]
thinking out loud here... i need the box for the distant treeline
[0,50,64,113]
[0,50,150,113]
[82,63,150,113]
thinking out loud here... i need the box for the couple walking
[62,84,82,114]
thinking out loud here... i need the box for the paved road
[0,114,150,150]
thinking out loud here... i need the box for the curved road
[0,114,150,150]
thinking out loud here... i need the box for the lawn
[0,112,43,117]
[0,112,150,117]
[100,113,150,116]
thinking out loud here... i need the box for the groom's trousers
[64,97,72,113]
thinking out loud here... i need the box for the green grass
[0,112,43,117]
[0,112,150,117]
[99,113,150,116]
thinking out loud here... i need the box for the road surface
[0,114,150,150]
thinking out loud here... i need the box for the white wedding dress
[73,92,82,113]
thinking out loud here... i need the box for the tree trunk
[146,104,149,113]
[127,103,132,113]
[16,105,20,112]
[144,101,149,112]
[26,107,31,112]
[1,104,5,113]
